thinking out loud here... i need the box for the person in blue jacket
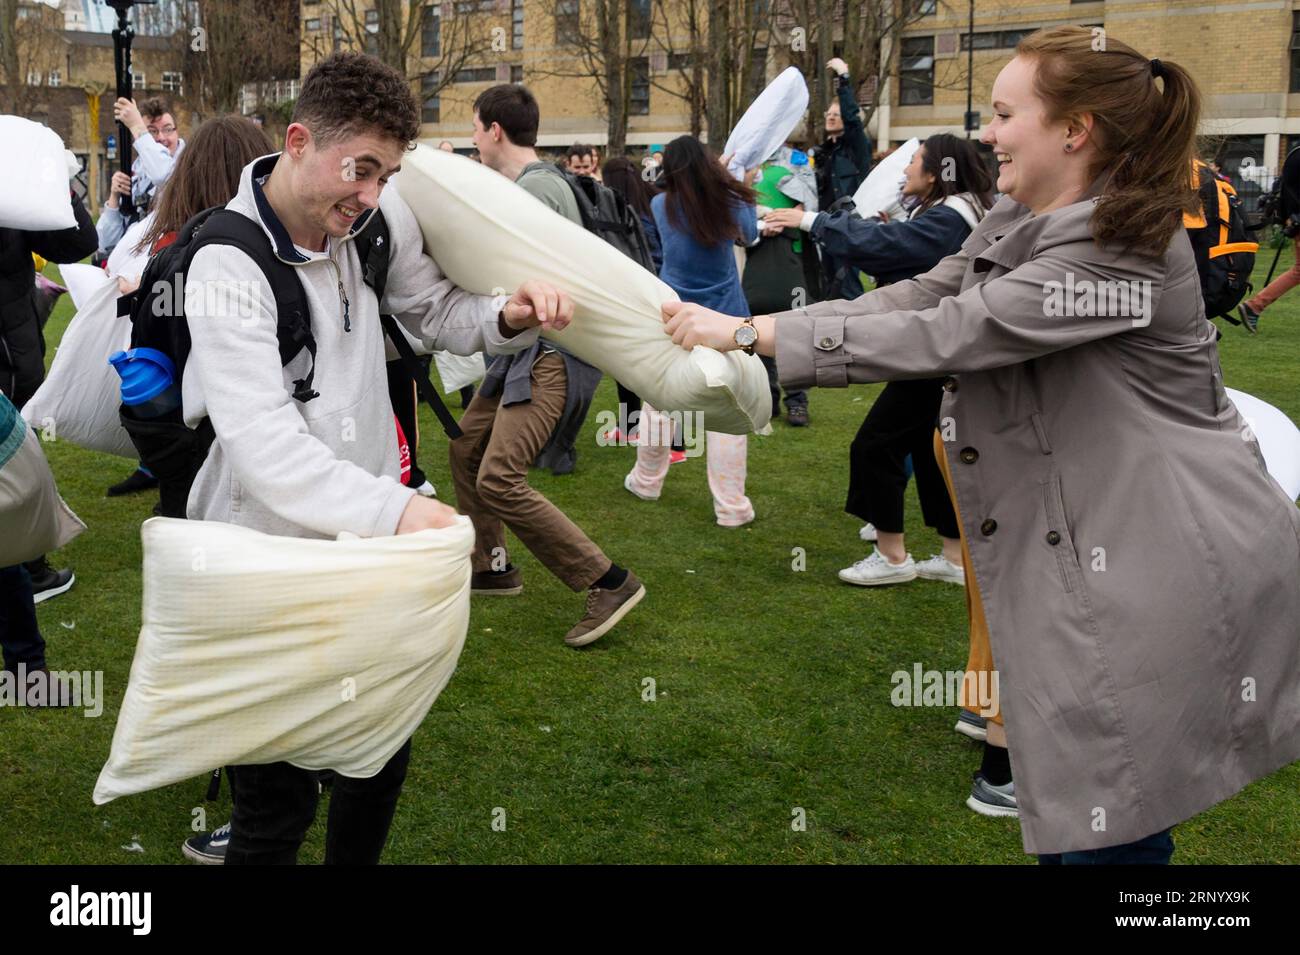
[624,136,759,525]
[766,133,994,587]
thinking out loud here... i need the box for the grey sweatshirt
[182,153,539,540]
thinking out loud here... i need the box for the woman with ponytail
[659,26,1300,863]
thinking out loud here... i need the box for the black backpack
[1184,160,1259,323]
[117,206,461,518]
[555,167,655,272]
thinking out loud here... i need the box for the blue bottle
[109,348,181,419]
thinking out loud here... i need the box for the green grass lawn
[4,249,1299,865]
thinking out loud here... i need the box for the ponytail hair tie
[1150,58,1165,79]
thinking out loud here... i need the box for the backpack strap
[355,207,391,305]
[358,208,464,441]
[380,315,464,441]
[185,209,320,403]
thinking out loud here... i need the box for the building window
[668,52,694,71]
[960,28,1039,51]
[629,57,649,115]
[511,64,523,83]
[366,9,379,30]
[422,6,440,57]
[454,66,497,83]
[422,73,441,124]
[25,70,40,86]
[1292,12,1300,93]
[48,69,60,87]
[629,0,650,40]
[909,0,937,14]
[512,0,524,50]
[133,71,146,90]
[899,35,933,106]
[456,0,496,12]
[556,0,579,44]
[306,17,320,31]
[162,71,184,94]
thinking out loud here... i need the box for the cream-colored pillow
[94,516,475,804]
[397,146,770,435]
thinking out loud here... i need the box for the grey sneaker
[564,571,645,647]
[954,710,988,741]
[1237,302,1260,334]
[182,822,231,864]
[966,772,1018,818]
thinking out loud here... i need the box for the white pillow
[0,116,77,230]
[722,67,810,180]
[853,138,919,218]
[1226,388,1300,501]
[396,146,771,435]
[22,272,137,459]
[93,516,476,804]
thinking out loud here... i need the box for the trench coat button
[960,447,979,464]
[980,519,997,536]
[817,336,836,350]
[1046,531,1061,545]
[943,377,959,393]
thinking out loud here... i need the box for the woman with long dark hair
[768,134,995,591]
[106,117,277,509]
[623,136,759,525]
[134,115,276,255]
[658,26,1300,863]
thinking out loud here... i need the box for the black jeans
[0,564,46,672]
[846,378,958,539]
[1039,828,1174,865]
[224,738,412,865]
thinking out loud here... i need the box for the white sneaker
[838,549,917,586]
[859,522,878,542]
[915,554,965,585]
[623,472,659,501]
[415,480,437,497]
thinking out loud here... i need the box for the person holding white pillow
[623,136,759,527]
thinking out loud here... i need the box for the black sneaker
[107,468,159,497]
[24,557,75,604]
[786,405,809,427]
[182,822,231,864]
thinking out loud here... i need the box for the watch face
[735,324,758,347]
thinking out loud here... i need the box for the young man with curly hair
[179,52,571,865]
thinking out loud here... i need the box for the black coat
[0,191,98,406]
[813,73,873,212]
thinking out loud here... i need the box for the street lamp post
[965,0,975,139]
[105,0,155,221]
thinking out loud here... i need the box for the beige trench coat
[775,191,1300,854]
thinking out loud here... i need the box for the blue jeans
[0,564,45,672]
[1039,828,1174,865]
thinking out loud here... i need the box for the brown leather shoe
[471,567,523,596]
[564,571,645,647]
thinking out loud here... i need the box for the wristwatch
[733,317,758,355]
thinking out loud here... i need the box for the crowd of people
[4,24,1300,867]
